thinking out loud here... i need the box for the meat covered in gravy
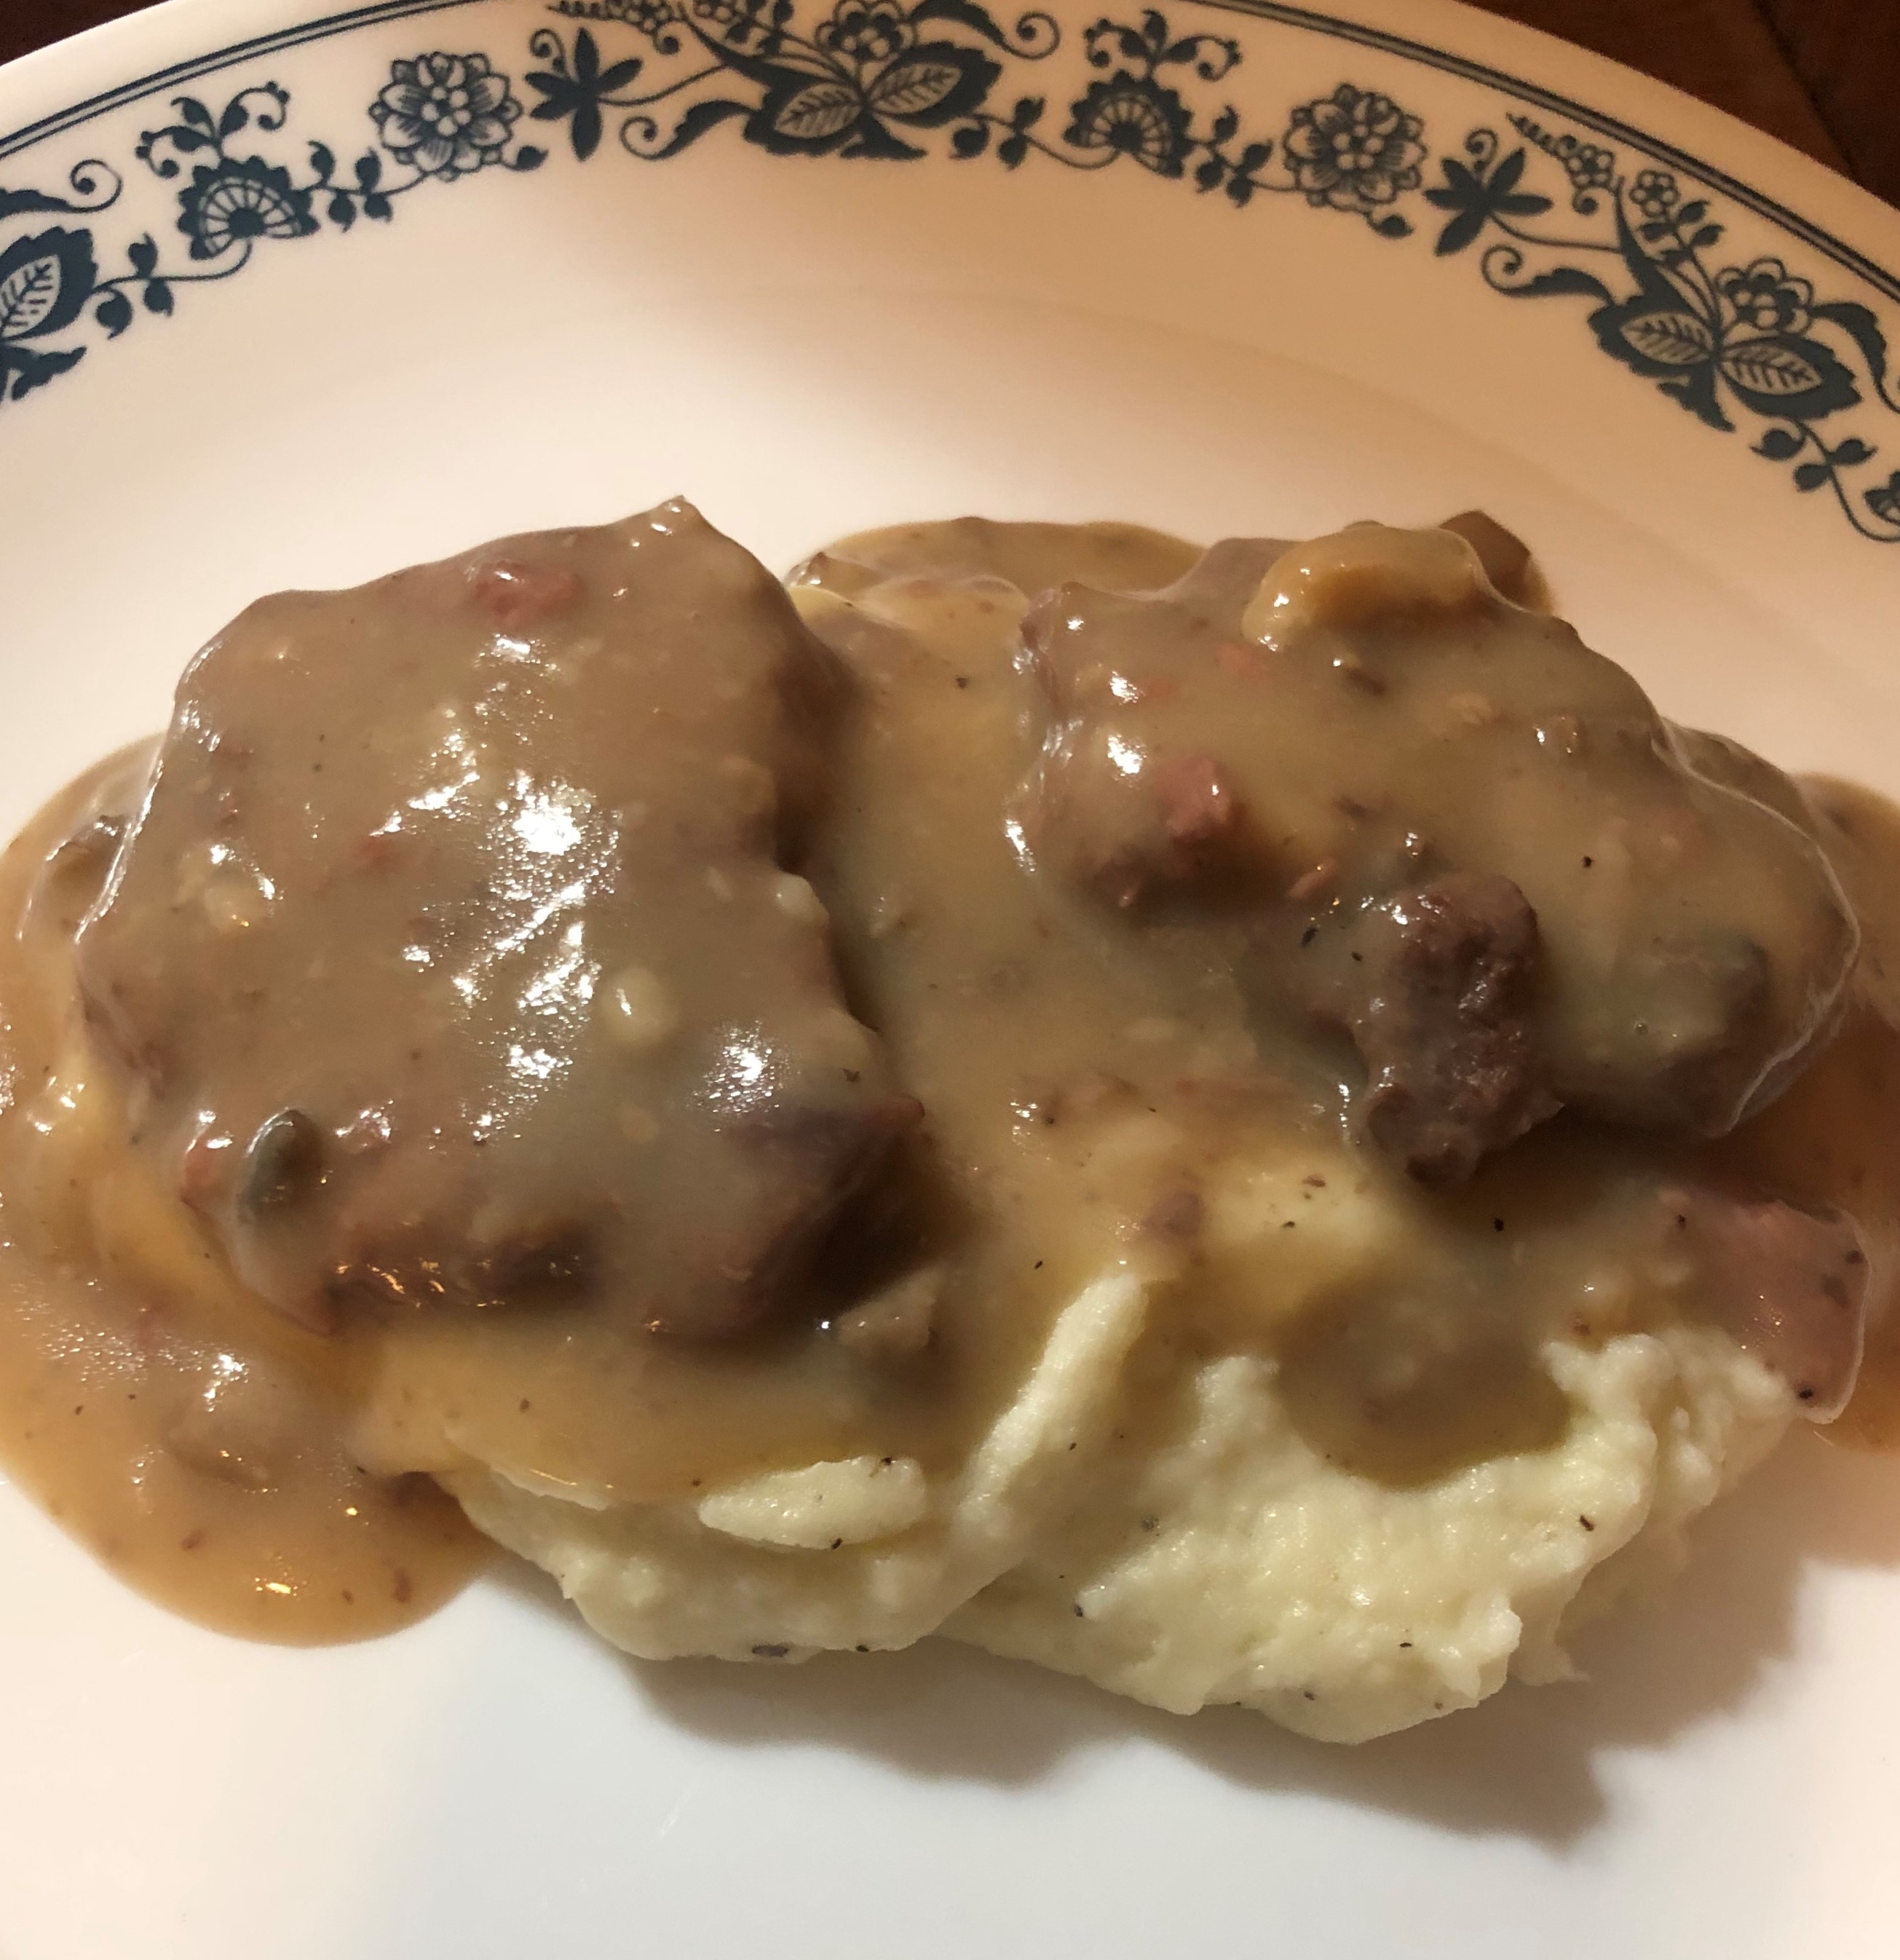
[1016,523,1855,1172]
[77,502,909,1340]
[0,497,1894,1685]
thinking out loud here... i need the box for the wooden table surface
[2,0,1894,210]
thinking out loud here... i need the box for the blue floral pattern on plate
[2,1,1899,542]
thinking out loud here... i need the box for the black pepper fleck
[1579,1514,1596,1531]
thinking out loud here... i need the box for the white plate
[4,1,1900,1953]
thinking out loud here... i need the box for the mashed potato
[446,1270,1151,1661]
[946,1326,1789,1742]
[449,1128,1797,1741]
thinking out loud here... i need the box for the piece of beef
[1665,1187,1868,1418]
[1016,543,1288,907]
[1012,521,1856,1173]
[1436,510,1535,604]
[77,500,909,1339]
[1349,873,1559,1186]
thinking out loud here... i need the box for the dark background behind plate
[7,0,1897,208]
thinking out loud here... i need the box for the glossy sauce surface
[1735,778,1900,1448]
[0,506,1893,1640]
[0,750,484,1640]
[795,517,1870,1465]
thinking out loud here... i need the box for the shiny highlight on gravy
[0,502,1894,1641]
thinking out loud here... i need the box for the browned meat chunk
[1011,521,1856,1176]
[1032,735,1253,909]
[1671,723,1818,832]
[1349,874,1557,1187]
[1596,929,1777,1131]
[1017,557,1283,906]
[1666,1187,1868,1418]
[77,500,908,1338]
[1436,510,1535,604]
[1153,754,1243,862]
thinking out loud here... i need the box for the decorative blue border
[7,0,1896,304]
[4,0,1900,542]
[1218,1,1900,309]
[0,1,481,161]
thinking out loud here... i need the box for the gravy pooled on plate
[0,499,1892,1731]
[0,748,480,1640]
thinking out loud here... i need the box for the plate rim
[1,7,1899,1953]
[7,0,1900,560]
[5,0,1898,306]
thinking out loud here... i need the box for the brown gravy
[1,506,1895,1643]
[1741,778,1900,1450]
[0,751,484,1640]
